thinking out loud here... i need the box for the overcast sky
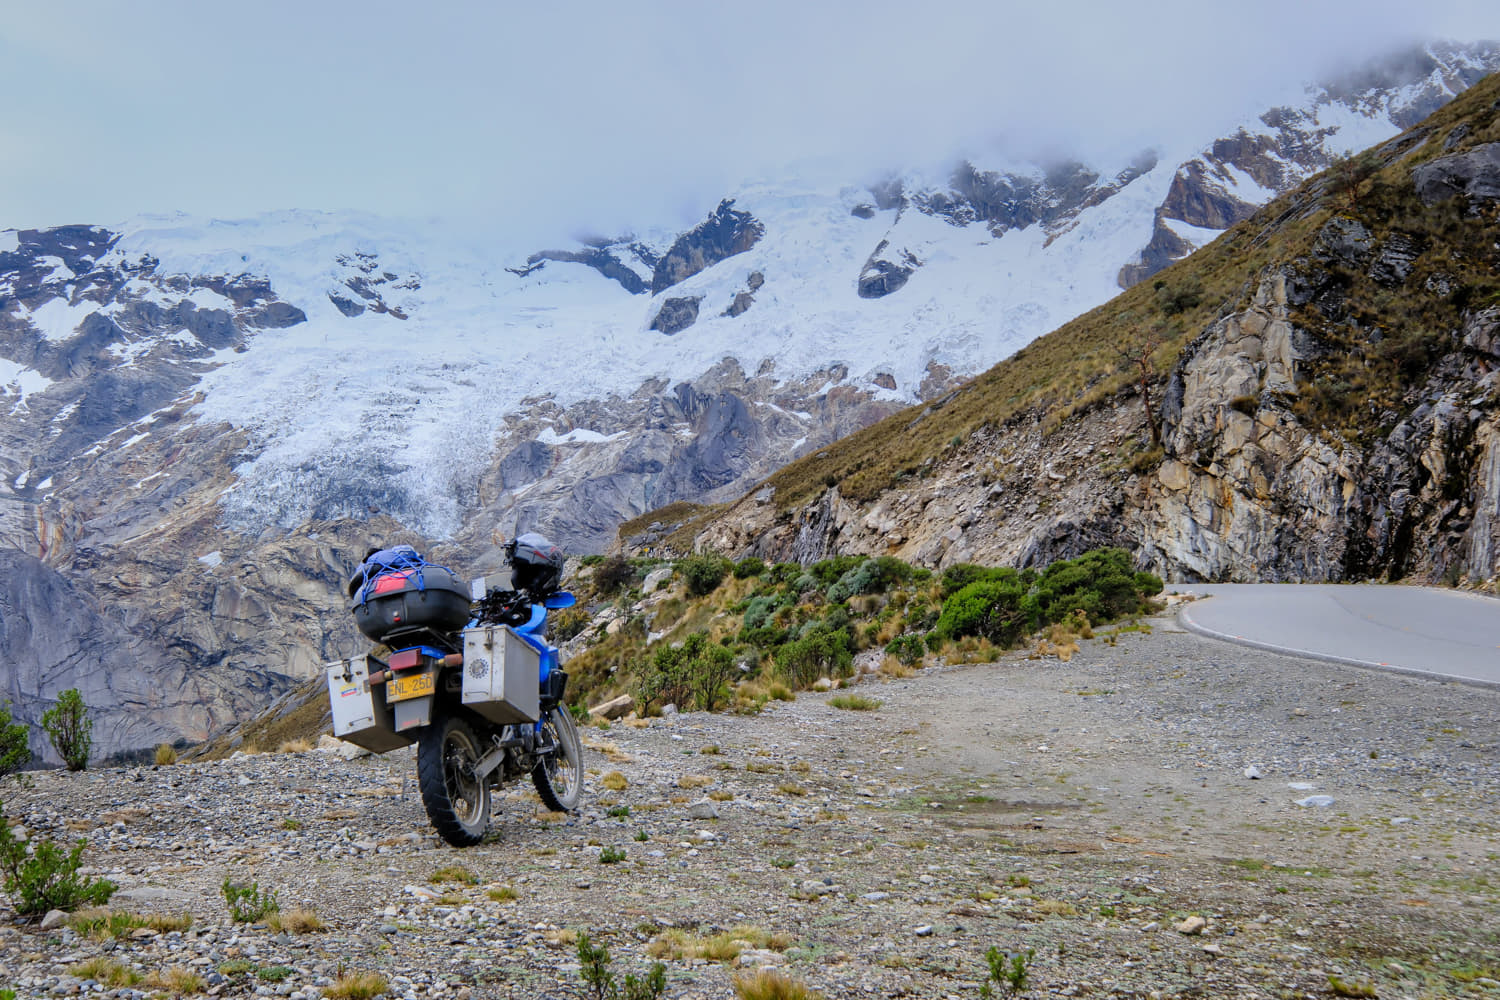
[2,0,1499,245]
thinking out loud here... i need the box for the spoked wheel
[417,714,491,847]
[531,707,584,812]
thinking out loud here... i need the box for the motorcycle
[325,534,585,847]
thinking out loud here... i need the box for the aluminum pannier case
[460,625,541,724]
[326,655,415,753]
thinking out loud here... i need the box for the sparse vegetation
[68,956,141,987]
[324,970,389,1000]
[577,930,669,1000]
[155,743,178,765]
[221,876,279,922]
[733,969,825,1000]
[429,864,478,884]
[267,905,326,933]
[827,694,881,711]
[144,966,206,995]
[980,946,1036,998]
[0,803,115,916]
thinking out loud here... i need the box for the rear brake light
[388,648,424,670]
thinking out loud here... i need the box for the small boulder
[642,567,674,594]
[589,695,634,721]
[1175,915,1208,935]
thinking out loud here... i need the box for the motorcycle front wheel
[531,707,584,812]
[417,713,491,847]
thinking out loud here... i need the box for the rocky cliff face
[688,94,1500,589]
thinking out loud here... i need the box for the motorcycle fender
[393,695,433,733]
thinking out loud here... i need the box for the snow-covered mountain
[0,40,1495,758]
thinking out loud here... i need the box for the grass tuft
[324,970,390,1000]
[734,969,826,1000]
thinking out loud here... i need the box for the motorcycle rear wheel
[417,714,491,847]
[531,707,584,812]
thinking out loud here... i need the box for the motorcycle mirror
[543,591,576,610]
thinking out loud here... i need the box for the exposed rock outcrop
[1412,142,1500,205]
[651,200,764,294]
[650,296,702,335]
[470,359,908,555]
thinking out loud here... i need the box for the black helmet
[506,532,564,596]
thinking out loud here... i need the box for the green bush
[41,689,91,772]
[827,556,912,603]
[0,704,31,779]
[741,595,782,632]
[578,931,668,1000]
[1030,548,1149,624]
[884,634,926,666]
[637,634,737,712]
[933,548,1161,646]
[0,803,116,916]
[940,563,1025,598]
[774,625,853,688]
[768,562,803,584]
[791,572,821,594]
[933,578,1030,647]
[222,877,280,922]
[679,553,732,597]
[808,555,866,587]
[732,557,766,579]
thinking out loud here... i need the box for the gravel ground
[1,609,1497,999]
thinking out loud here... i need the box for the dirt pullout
[1,613,1496,999]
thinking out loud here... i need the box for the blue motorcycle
[328,533,585,847]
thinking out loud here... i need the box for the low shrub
[934,548,1161,646]
[734,969,826,1000]
[324,970,389,1000]
[0,804,116,916]
[773,625,853,688]
[679,552,732,597]
[884,633,926,666]
[828,694,881,711]
[221,877,279,922]
[733,556,766,578]
[637,633,738,712]
[826,556,912,602]
[593,554,636,594]
[577,930,668,1000]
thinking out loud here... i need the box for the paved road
[1174,583,1500,688]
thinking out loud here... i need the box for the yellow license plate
[387,670,435,702]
